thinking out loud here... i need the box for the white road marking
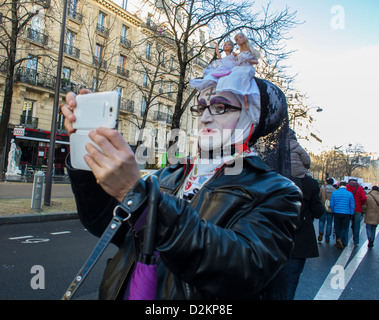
[50,231,71,235]
[9,235,33,240]
[314,221,379,300]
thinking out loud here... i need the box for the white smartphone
[70,91,120,171]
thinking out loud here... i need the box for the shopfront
[6,127,69,176]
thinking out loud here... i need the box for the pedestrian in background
[347,178,367,245]
[318,178,336,243]
[330,181,355,249]
[289,129,311,179]
[363,186,379,248]
[263,141,323,300]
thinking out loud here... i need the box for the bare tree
[134,0,300,152]
[0,0,56,175]
[310,144,370,181]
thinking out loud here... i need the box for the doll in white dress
[216,33,260,110]
[190,40,237,90]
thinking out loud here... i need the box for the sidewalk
[0,181,78,225]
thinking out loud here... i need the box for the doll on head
[204,40,237,78]
[217,32,261,110]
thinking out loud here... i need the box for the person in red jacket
[347,178,367,245]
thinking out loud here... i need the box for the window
[121,0,127,10]
[141,96,146,116]
[62,67,71,80]
[116,86,123,97]
[119,55,126,69]
[143,72,148,87]
[22,99,34,125]
[95,43,103,59]
[121,25,128,38]
[98,12,105,26]
[146,42,151,60]
[68,0,78,13]
[66,30,75,47]
[26,55,38,71]
[160,51,165,67]
[92,77,98,91]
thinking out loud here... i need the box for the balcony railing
[36,0,51,8]
[15,66,82,94]
[27,28,48,46]
[64,43,80,58]
[120,36,131,49]
[117,66,129,78]
[93,55,107,69]
[67,8,83,23]
[96,23,109,37]
[153,111,172,123]
[20,115,38,129]
[120,98,134,113]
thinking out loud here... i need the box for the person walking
[318,178,336,243]
[364,186,379,248]
[347,178,367,245]
[263,174,323,300]
[289,129,311,179]
[330,181,355,249]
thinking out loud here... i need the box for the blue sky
[254,0,379,154]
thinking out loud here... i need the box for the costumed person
[61,66,300,299]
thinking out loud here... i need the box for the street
[0,219,117,300]
[1,218,378,300]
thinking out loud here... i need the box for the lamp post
[44,0,68,206]
[291,106,323,130]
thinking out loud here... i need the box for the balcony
[120,36,131,49]
[15,66,83,94]
[27,28,48,46]
[35,0,51,8]
[20,115,38,129]
[92,55,107,69]
[120,98,134,113]
[153,111,172,123]
[15,67,55,90]
[117,66,129,78]
[96,23,109,37]
[67,8,83,23]
[64,43,80,59]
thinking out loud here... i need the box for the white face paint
[197,87,241,152]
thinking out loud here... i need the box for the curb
[0,211,78,225]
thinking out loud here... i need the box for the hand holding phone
[70,91,120,171]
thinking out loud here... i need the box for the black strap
[370,194,379,207]
[61,205,131,300]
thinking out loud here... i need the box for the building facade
[0,0,208,177]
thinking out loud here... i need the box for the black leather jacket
[68,156,301,300]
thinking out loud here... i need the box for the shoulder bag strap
[370,193,379,207]
[61,205,132,300]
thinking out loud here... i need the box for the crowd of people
[318,177,379,249]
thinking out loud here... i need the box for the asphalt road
[0,219,117,300]
[1,218,378,300]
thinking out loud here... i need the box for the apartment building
[0,0,207,177]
